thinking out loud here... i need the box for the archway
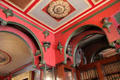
[0,21,43,79]
[0,31,33,75]
[65,25,115,67]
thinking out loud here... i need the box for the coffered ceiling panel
[1,0,110,32]
[28,0,90,29]
[8,0,32,10]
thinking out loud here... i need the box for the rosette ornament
[47,0,71,19]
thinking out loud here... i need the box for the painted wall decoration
[0,0,120,67]
[102,17,112,32]
[114,12,120,24]
[2,8,14,18]
[2,0,110,32]
[43,30,49,39]
[0,50,11,65]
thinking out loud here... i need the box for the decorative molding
[92,0,102,5]
[0,19,44,67]
[0,6,43,31]
[2,0,111,32]
[57,42,63,54]
[2,8,14,18]
[43,30,49,39]
[102,17,112,32]
[47,0,71,19]
[43,41,51,52]
[62,0,120,34]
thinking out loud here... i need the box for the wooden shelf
[77,54,120,80]
[79,54,120,71]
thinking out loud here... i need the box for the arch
[64,24,107,64]
[0,31,33,60]
[0,19,44,66]
[7,21,43,54]
[73,33,105,67]
[0,31,34,74]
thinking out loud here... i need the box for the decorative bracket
[2,8,14,18]
[43,41,51,52]
[43,30,49,39]
[102,17,112,32]
[57,42,63,54]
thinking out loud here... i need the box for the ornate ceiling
[0,32,32,75]
[1,0,110,32]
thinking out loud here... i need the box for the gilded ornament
[47,0,71,19]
